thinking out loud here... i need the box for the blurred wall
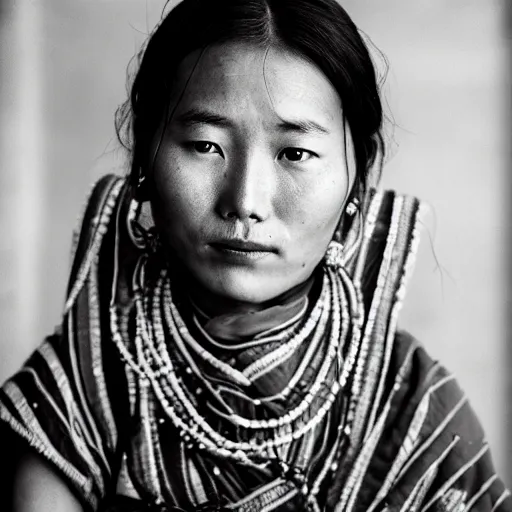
[0,0,510,483]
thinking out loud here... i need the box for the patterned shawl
[0,175,509,512]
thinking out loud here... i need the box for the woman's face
[150,42,355,304]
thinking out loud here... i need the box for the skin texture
[149,41,356,314]
[11,451,83,512]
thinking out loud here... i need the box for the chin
[196,266,288,305]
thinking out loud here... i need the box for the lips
[209,239,277,253]
[208,239,278,263]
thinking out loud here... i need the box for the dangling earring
[135,168,149,202]
[128,169,160,253]
[128,200,161,253]
[325,240,344,268]
[345,198,360,217]
[325,198,361,268]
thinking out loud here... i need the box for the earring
[345,198,360,217]
[134,168,149,202]
[325,197,362,268]
[128,180,160,253]
[324,240,344,268]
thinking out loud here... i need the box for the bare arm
[11,451,83,512]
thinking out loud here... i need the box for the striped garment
[0,175,510,511]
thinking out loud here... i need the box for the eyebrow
[276,119,330,135]
[175,108,234,129]
[174,107,330,135]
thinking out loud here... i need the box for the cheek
[151,156,212,241]
[286,169,348,240]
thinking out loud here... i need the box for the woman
[1,0,510,511]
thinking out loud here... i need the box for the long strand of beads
[260,267,345,403]
[155,277,336,449]
[168,274,326,384]
[162,270,342,431]
[328,265,362,393]
[168,296,342,452]
[164,284,320,421]
[257,295,330,404]
[110,306,146,378]
[134,280,256,453]
[130,286,250,462]
[110,265,220,459]
[164,284,252,387]
[309,431,342,499]
[206,290,336,427]
[241,287,327,381]
[150,274,233,416]
[306,271,358,501]
[189,271,339,435]
[110,255,159,380]
[110,254,363,467]
[142,273,175,380]
[253,297,308,339]
[129,346,278,463]
[180,282,326,415]
[191,314,299,352]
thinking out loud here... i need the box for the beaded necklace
[110,254,363,472]
[108,251,366,512]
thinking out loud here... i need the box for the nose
[215,149,273,223]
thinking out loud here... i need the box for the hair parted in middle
[115,0,386,206]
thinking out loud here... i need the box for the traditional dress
[1,175,510,511]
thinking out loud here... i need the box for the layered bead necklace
[110,252,364,474]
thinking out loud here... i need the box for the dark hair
[115,0,386,201]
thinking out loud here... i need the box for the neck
[183,272,317,320]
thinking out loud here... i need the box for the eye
[278,148,316,163]
[191,141,220,154]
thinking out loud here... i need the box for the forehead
[170,42,343,126]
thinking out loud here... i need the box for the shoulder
[0,175,133,510]
[377,330,511,511]
[66,173,127,310]
[390,329,484,444]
